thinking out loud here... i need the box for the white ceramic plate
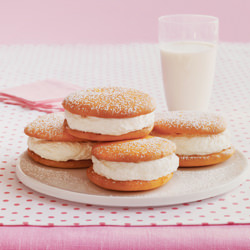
[16,150,249,207]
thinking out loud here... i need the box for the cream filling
[158,129,231,155]
[92,154,179,181]
[65,110,155,135]
[28,137,93,161]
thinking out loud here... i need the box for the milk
[160,41,217,111]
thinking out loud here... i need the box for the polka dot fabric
[0,43,249,226]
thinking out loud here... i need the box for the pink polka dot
[202,222,209,226]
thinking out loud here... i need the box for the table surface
[0,43,249,249]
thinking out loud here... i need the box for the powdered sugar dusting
[154,111,227,135]
[92,136,176,162]
[62,87,156,118]
[24,112,83,141]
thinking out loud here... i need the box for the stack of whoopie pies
[24,87,234,192]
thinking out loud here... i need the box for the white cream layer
[65,110,155,135]
[159,129,231,155]
[92,154,179,181]
[28,137,93,161]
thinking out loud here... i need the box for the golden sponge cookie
[153,111,227,136]
[64,120,153,142]
[62,87,156,118]
[87,136,178,191]
[27,149,92,168]
[92,136,176,162]
[24,112,86,141]
[178,147,235,167]
[152,111,234,167]
[87,166,173,191]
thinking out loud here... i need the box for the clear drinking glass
[159,15,219,111]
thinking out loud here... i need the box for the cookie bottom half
[27,149,92,168]
[64,120,153,141]
[178,147,235,167]
[87,166,173,191]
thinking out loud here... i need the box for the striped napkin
[0,80,81,112]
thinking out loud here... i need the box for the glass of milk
[159,15,219,111]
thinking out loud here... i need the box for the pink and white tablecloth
[0,43,249,227]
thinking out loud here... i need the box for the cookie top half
[24,112,86,141]
[92,136,176,163]
[153,111,227,135]
[62,87,156,118]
